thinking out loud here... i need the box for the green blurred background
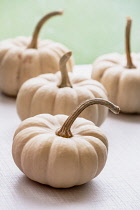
[0,0,140,64]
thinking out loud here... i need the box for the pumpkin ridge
[82,136,107,177]
[44,136,56,185]
[27,85,41,118]
[73,138,83,185]
[92,133,108,150]
[53,87,76,116]
[17,77,48,120]
[13,39,26,47]
[94,53,121,64]
[89,83,107,92]
[93,62,117,82]
[87,82,107,93]
[34,115,60,129]
[13,36,30,47]
[79,137,99,178]
[13,128,48,171]
[15,114,55,135]
[98,59,119,65]
[51,88,58,116]
[74,80,90,86]
[42,48,60,74]
[38,73,57,82]
[20,126,52,134]
[116,69,140,112]
[72,123,108,148]
[100,66,121,95]
[18,50,41,90]
[71,117,93,130]
[46,85,58,115]
[0,46,11,65]
[75,79,107,96]
[99,64,119,82]
[29,83,54,117]
[38,48,43,75]
[116,69,125,106]
[75,79,98,86]
[74,137,98,183]
[45,135,63,185]
[38,39,53,48]
[42,47,67,74]
[21,133,55,181]
[37,114,62,130]
[0,48,22,95]
[70,74,86,84]
[16,50,24,93]
[35,85,58,116]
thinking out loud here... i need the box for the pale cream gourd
[92,17,140,113]
[12,99,120,188]
[16,51,108,126]
[0,11,73,97]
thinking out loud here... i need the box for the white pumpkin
[16,51,108,126]
[92,17,140,113]
[0,11,73,97]
[12,98,120,188]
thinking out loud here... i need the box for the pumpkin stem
[125,17,136,69]
[56,98,120,138]
[58,51,73,88]
[27,11,63,49]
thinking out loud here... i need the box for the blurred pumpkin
[17,51,108,126]
[0,11,73,96]
[92,17,140,113]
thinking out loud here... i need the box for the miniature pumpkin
[92,17,140,113]
[0,11,73,97]
[16,51,108,126]
[12,98,120,188]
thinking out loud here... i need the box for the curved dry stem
[56,98,120,138]
[58,51,73,88]
[125,16,136,69]
[28,10,63,49]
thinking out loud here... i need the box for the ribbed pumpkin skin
[12,114,108,188]
[16,72,108,126]
[92,53,140,113]
[0,37,73,96]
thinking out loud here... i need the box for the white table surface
[0,65,140,210]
